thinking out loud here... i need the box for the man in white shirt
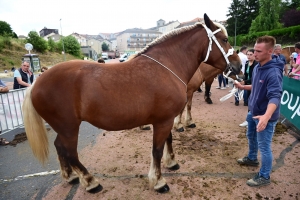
[235,46,248,106]
[238,46,248,74]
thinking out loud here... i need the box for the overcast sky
[0,0,232,36]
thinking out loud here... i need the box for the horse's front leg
[163,132,180,170]
[149,123,173,193]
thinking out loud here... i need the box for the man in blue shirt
[234,36,283,187]
[272,44,288,76]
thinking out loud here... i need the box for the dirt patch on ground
[8,128,51,146]
[41,80,300,199]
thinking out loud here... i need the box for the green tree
[26,31,48,53]
[226,0,259,36]
[47,37,56,52]
[102,42,109,51]
[60,36,81,57]
[0,21,17,38]
[250,0,282,33]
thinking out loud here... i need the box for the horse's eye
[223,38,228,43]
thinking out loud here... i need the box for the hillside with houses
[38,17,224,60]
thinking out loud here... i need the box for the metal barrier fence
[0,88,27,135]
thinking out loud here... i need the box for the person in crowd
[234,36,283,187]
[13,61,34,89]
[0,79,9,145]
[288,42,300,80]
[235,45,248,106]
[216,73,227,89]
[0,79,9,93]
[272,44,288,76]
[239,49,258,127]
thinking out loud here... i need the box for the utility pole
[234,16,237,49]
[60,19,66,61]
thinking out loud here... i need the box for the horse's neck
[148,27,208,85]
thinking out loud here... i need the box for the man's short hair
[256,36,276,49]
[295,42,300,49]
[240,45,248,52]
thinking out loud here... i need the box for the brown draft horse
[173,63,223,132]
[173,62,243,132]
[282,46,295,63]
[22,14,241,193]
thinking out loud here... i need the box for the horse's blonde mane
[133,21,227,58]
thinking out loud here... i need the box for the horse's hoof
[68,177,80,185]
[141,126,151,130]
[176,127,184,132]
[205,98,213,104]
[168,164,180,171]
[156,184,170,193]
[87,184,103,193]
[187,123,196,128]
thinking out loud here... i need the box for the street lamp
[60,19,66,61]
[234,15,237,49]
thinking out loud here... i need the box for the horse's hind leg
[173,108,185,132]
[163,132,179,170]
[184,93,196,128]
[53,123,100,192]
[149,122,173,193]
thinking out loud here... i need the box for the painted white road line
[0,170,60,183]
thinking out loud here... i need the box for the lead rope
[141,54,187,91]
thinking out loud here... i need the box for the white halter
[141,24,236,91]
[202,24,234,65]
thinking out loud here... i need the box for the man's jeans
[246,111,277,179]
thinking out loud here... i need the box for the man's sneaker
[239,121,248,127]
[216,86,221,89]
[246,173,271,187]
[237,157,259,166]
[221,87,226,89]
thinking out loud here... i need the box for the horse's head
[202,13,241,79]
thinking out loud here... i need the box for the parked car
[119,53,129,62]
[102,53,108,60]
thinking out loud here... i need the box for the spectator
[0,79,9,93]
[272,44,288,75]
[13,61,34,89]
[216,74,227,89]
[289,42,300,80]
[235,46,248,106]
[239,49,258,127]
[234,36,283,187]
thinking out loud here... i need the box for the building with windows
[39,27,59,37]
[116,28,162,54]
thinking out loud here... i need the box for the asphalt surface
[0,120,102,199]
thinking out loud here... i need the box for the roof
[176,17,203,28]
[119,28,162,34]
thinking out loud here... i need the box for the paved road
[0,58,120,199]
[0,122,102,200]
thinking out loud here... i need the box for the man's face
[273,46,282,55]
[295,47,300,54]
[254,43,272,63]
[22,62,30,72]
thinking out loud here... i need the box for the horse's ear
[204,13,212,29]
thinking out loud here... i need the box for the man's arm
[253,103,277,132]
[16,77,31,87]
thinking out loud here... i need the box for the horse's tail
[22,83,49,164]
